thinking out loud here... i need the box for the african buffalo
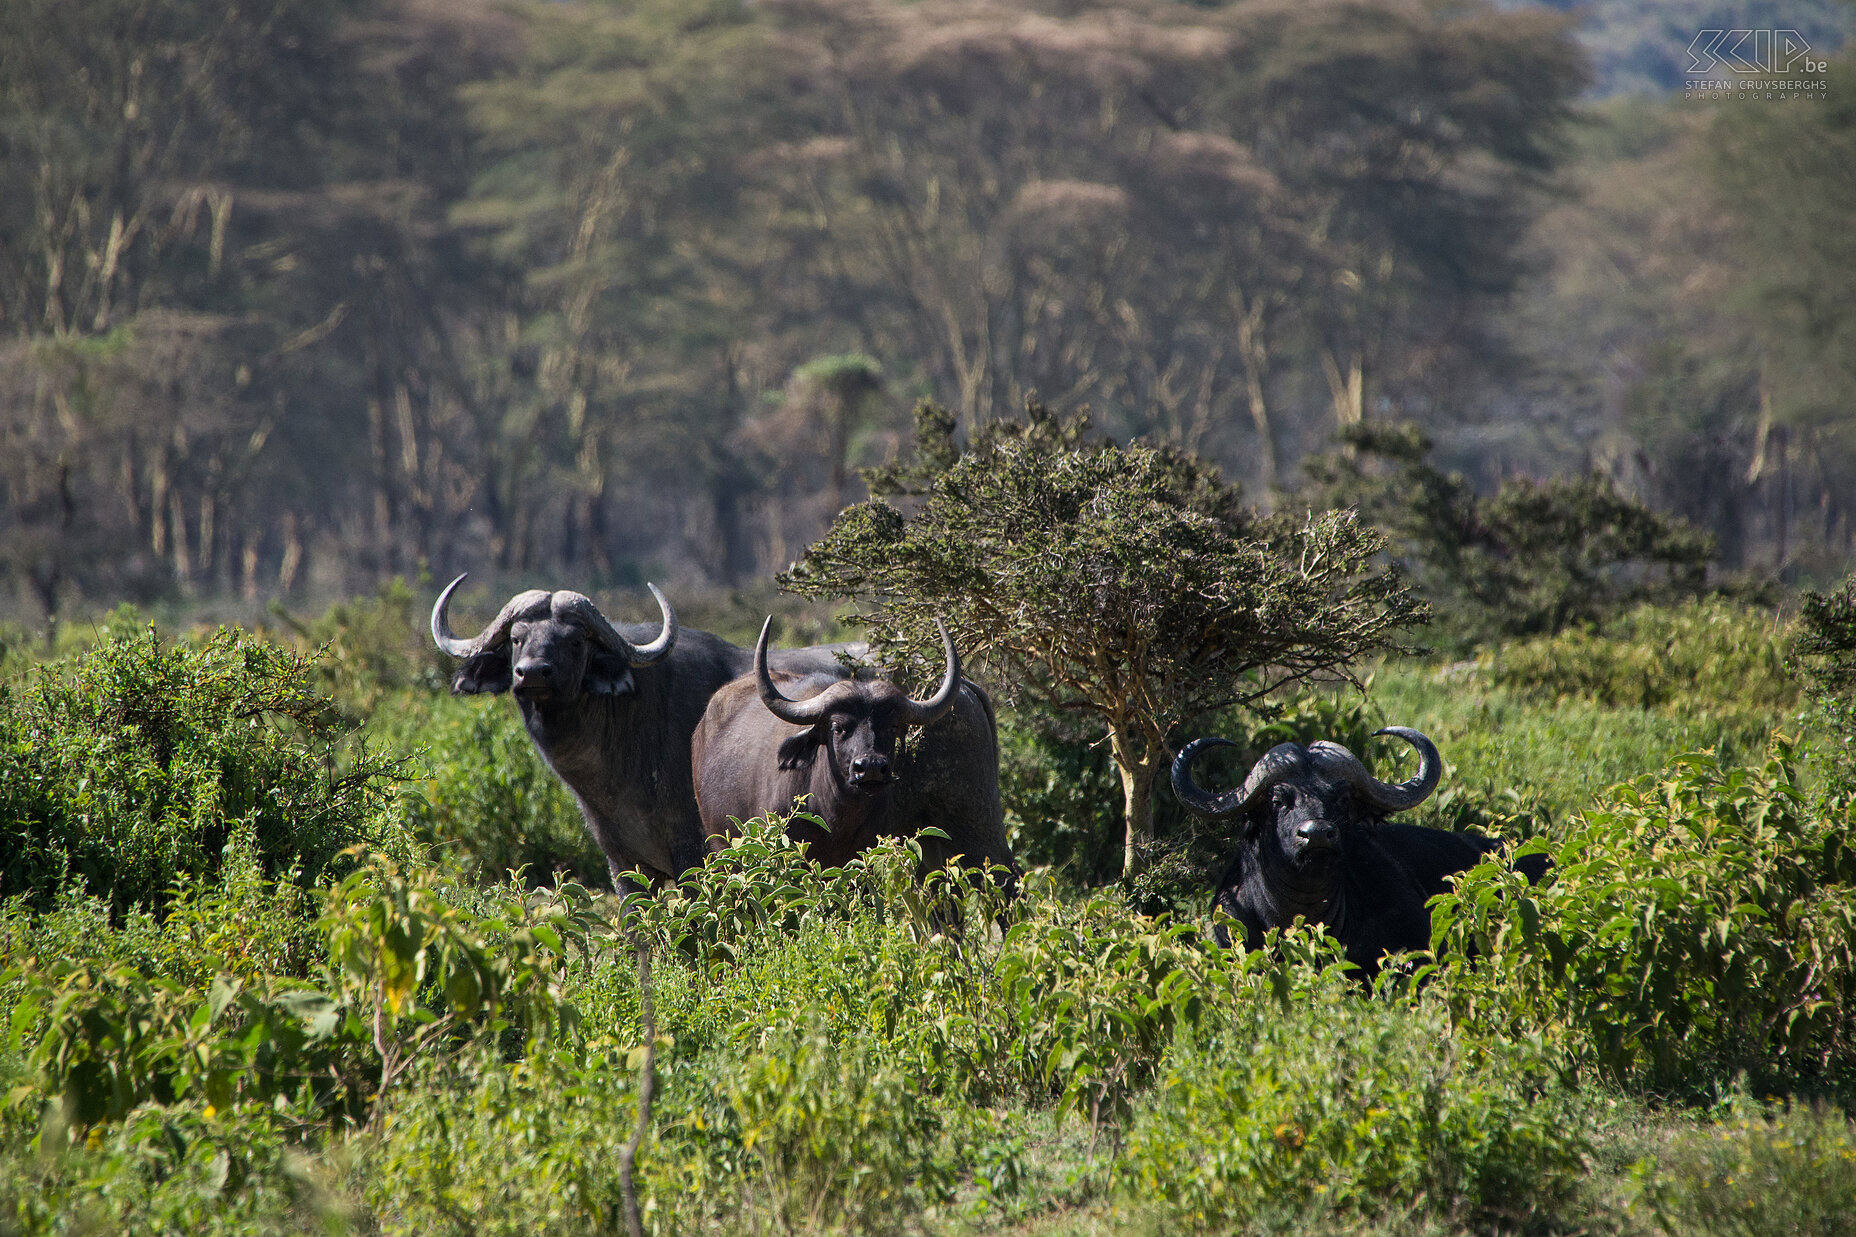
[1171,726,1546,978]
[692,618,1016,873]
[431,575,861,887]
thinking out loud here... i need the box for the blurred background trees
[0,0,1848,623]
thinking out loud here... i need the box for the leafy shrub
[389,694,607,887]
[270,577,451,718]
[4,858,605,1142]
[4,960,358,1130]
[0,625,407,917]
[361,1047,648,1237]
[1303,420,1713,640]
[1634,1098,1856,1237]
[0,1099,339,1237]
[0,831,319,993]
[1489,600,1795,714]
[1120,991,1588,1231]
[1798,573,1856,783]
[1432,739,1856,1090]
[719,1022,954,1235]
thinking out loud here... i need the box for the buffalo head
[753,617,961,795]
[431,573,676,701]
[1172,727,1442,870]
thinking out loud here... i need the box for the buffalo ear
[777,725,824,771]
[584,649,636,697]
[452,651,514,695]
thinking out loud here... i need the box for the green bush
[0,625,407,917]
[389,695,606,887]
[0,1099,340,1237]
[1302,421,1714,641]
[1798,573,1856,784]
[719,1022,954,1235]
[1634,1098,1856,1237]
[1489,600,1795,715]
[1432,739,1856,1090]
[269,578,452,719]
[1120,991,1588,1231]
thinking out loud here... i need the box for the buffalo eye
[1272,784,1298,809]
[833,720,853,737]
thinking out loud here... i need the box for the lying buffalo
[1171,726,1547,978]
[692,618,1016,873]
[431,575,861,887]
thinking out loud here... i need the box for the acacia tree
[782,401,1427,876]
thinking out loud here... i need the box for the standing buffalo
[692,618,1016,872]
[1171,727,1546,977]
[431,575,861,887]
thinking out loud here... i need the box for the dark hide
[1179,739,1546,979]
[441,594,859,887]
[692,670,1016,873]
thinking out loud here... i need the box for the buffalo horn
[900,621,962,726]
[1315,726,1442,812]
[551,585,677,665]
[430,573,551,658]
[1171,738,1307,821]
[754,616,836,724]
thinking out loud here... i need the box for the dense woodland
[1,0,1852,625]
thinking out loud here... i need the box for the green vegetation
[1302,422,1714,642]
[2,587,1850,1234]
[0,624,407,917]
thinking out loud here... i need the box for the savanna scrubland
[5,0,1856,1233]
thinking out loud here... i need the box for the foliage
[1366,656,1776,832]
[1121,993,1589,1231]
[386,694,607,889]
[5,960,358,1133]
[719,1022,954,1235]
[317,858,609,1107]
[0,625,408,917]
[1632,1096,1856,1237]
[0,605,1837,1234]
[1797,573,1856,780]
[1304,421,1715,640]
[269,578,452,718]
[1489,599,1795,713]
[785,400,1426,875]
[3,857,606,1154]
[0,1098,338,1237]
[1432,739,1856,1090]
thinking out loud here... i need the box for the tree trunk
[1108,723,1158,878]
[1321,347,1363,429]
[1232,290,1277,490]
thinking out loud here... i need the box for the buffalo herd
[431,577,1544,973]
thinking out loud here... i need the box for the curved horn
[630,584,676,663]
[431,574,550,659]
[550,585,677,666]
[755,617,835,725]
[1313,726,1442,813]
[900,620,961,726]
[1172,738,1307,821]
